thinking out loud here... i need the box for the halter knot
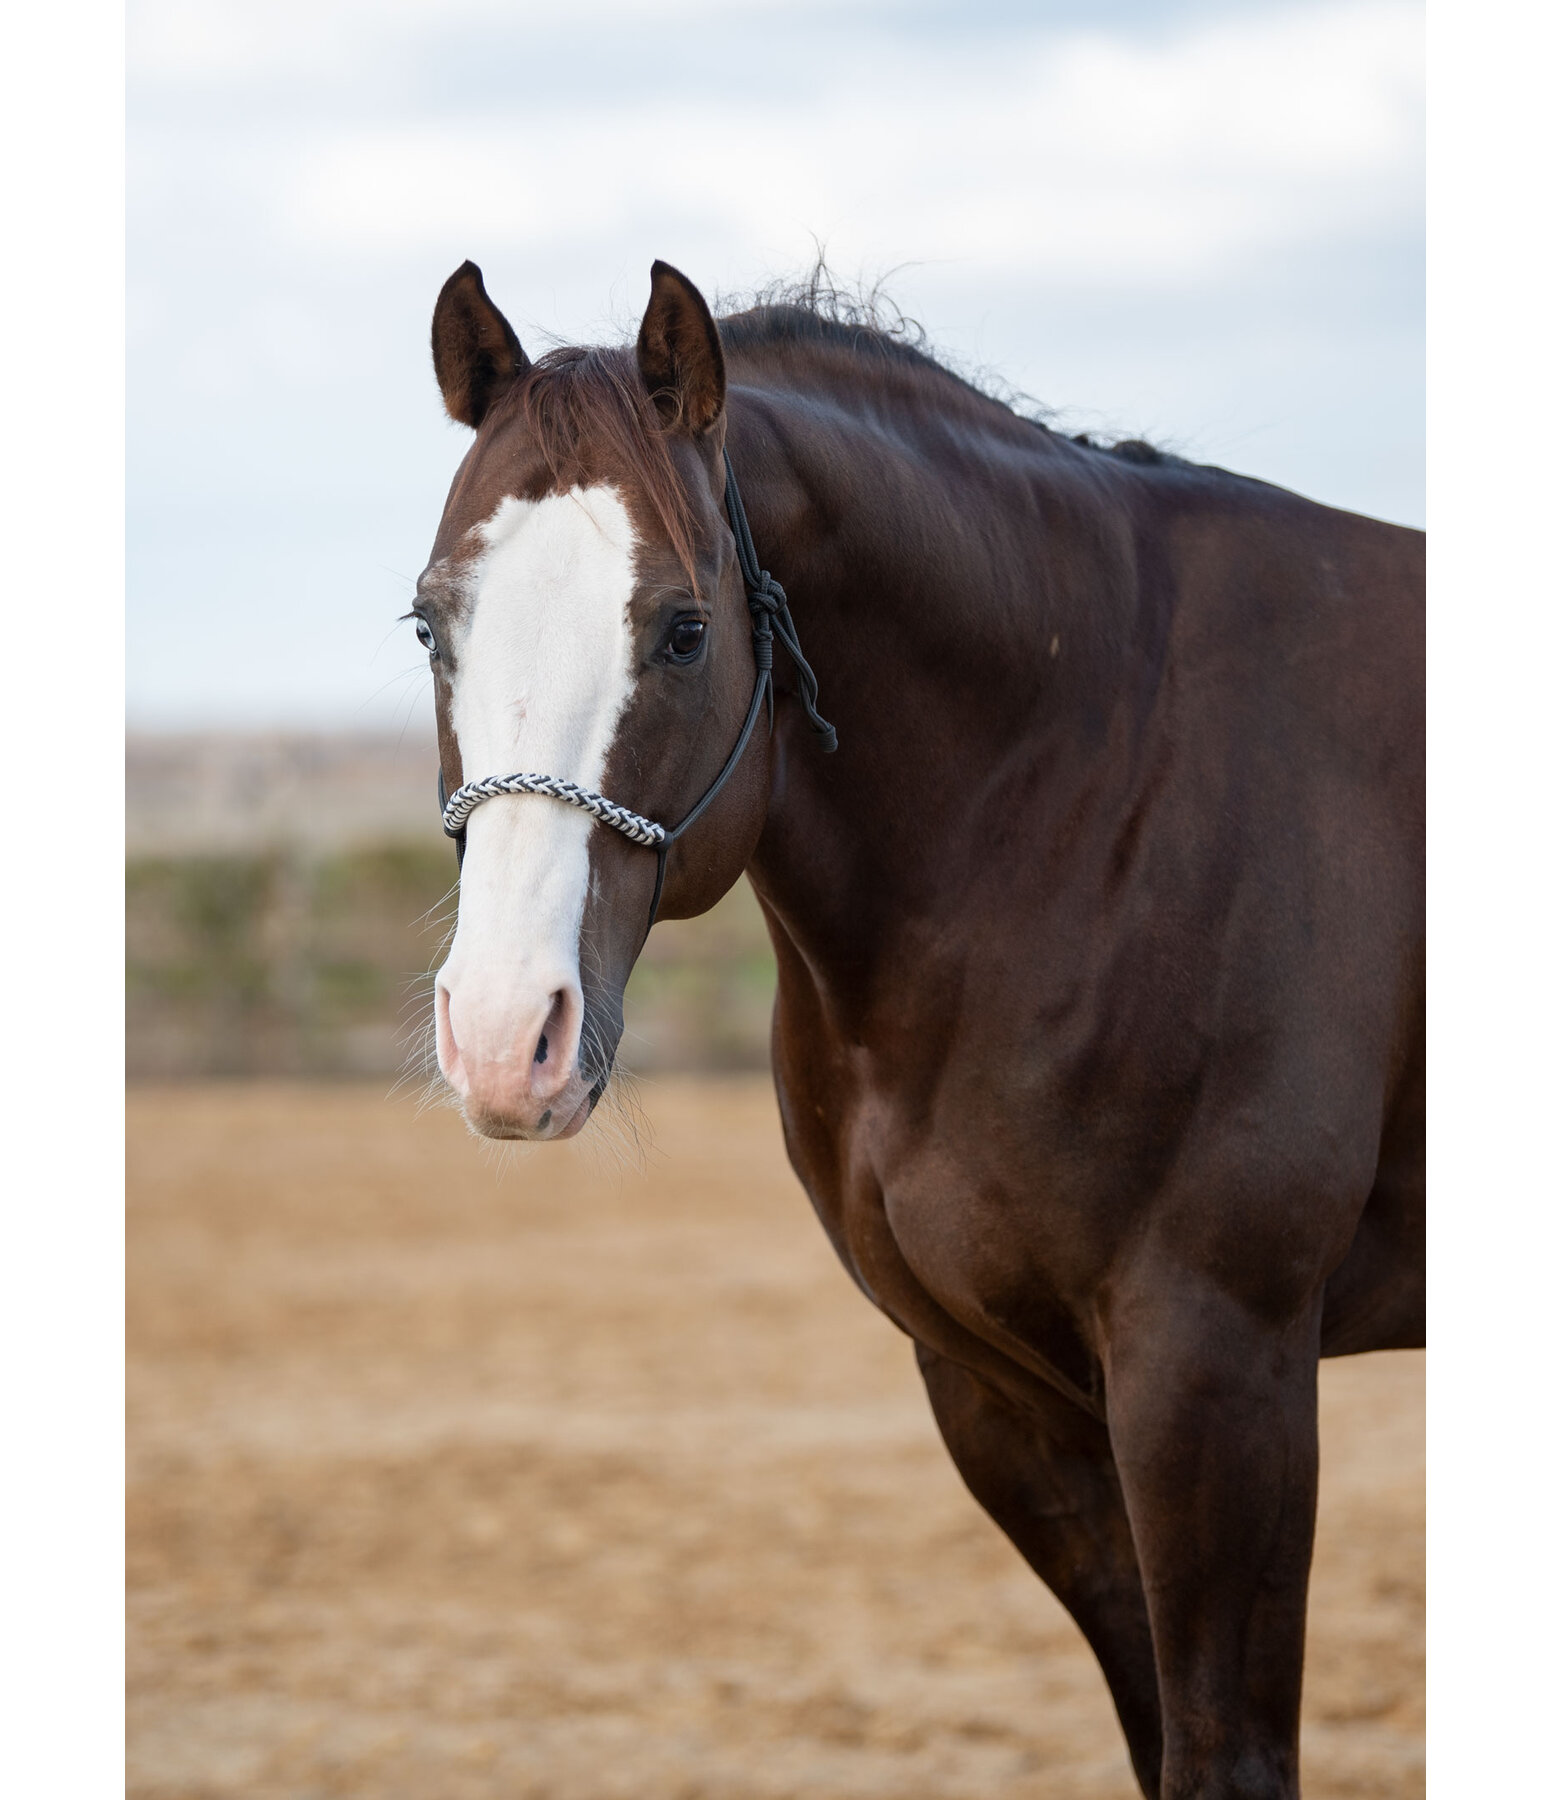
[747,574,785,615]
[738,573,836,753]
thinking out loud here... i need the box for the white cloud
[129,0,912,81]
[272,1,1420,286]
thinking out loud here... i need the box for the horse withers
[412,258,1423,1800]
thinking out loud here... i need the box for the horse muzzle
[435,973,597,1140]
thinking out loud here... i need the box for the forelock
[484,345,704,593]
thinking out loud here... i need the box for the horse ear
[431,261,530,429]
[636,260,725,435]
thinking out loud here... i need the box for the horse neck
[726,355,1164,985]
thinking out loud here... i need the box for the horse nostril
[534,992,568,1072]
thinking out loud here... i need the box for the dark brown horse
[413,259,1423,1800]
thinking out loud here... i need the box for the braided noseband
[438,449,836,930]
[441,773,665,848]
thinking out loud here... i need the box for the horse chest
[777,1081,1112,1413]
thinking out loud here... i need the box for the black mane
[716,269,1177,468]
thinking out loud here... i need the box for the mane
[487,271,1173,578]
[719,266,1176,466]
[718,266,1044,421]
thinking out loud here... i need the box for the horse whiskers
[412,881,462,935]
[392,961,449,1114]
[472,1132,531,1179]
[572,1014,641,1172]
[570,933,651,1168]
[582,1060,651,1174]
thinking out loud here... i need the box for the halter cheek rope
[438,449,837,931]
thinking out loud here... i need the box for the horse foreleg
[915,1343,1164,1799]
[1103,1274,1323,1800]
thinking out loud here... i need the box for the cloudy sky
[128,0,1423,731]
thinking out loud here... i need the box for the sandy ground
[127,1082,1423,1799]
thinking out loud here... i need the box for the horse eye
[415,617,438,657]
[666,617,706,662]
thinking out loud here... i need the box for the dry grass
[127,1081,1423,1799]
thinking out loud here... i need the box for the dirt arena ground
[127,1082,1423,1799]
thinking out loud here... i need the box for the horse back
[1101,470,1424,1337]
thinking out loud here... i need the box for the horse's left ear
[636,261,725,435]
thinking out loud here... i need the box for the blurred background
[127,4,1424,1795]
[126,730,773,1077]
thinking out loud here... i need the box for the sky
[127,0,1424,731]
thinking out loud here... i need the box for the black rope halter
[438,449,837,931]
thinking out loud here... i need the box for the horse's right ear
[431,261,530,429]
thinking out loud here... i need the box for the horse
[411,258,1424,1800]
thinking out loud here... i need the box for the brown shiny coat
[423,262,1424,1800]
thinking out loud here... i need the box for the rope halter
[438,449,836,928]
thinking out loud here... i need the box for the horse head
[418,260,773,1140]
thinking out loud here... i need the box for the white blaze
[438,485,640,1073]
